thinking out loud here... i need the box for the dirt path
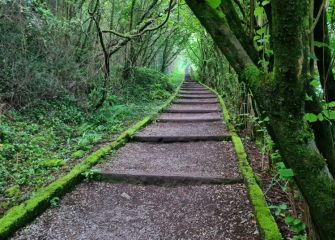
[11,77,261,240]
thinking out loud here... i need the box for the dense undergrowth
[0,68,182,216]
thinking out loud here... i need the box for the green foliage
[305,100,335,122]
[0,69,182,216]
[0,1,86,106]
[304,113,318,122]
[0,75,182,239]
[276,162,295,181]
[269,203,287,217]
[270,151,282,164]
[82,170,98,182]
[41,159,65,169]
[269,202,307,239]
[205,0,221,9]
[4,186,21,199]
[284,216,306,234]
[50,197,60,208]
[71,150,85,159]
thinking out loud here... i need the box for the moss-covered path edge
[201,83,282,240]
[0,82,183,239]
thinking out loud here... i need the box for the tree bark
[220,0,258,64]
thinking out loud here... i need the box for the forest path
[12,76,260,240]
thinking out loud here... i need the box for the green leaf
[254,6,263,17]
[285,216,295,225]
[310,79,319,88]
[325,101,335,108]
[205,0,221,9]
[262,0,270,6]
[276,162,286,170]
[314,41,328,48]
[253,35,261,41]
[318,113,324,121]
[304,113,318,122]
[323,110,335,120]
[305,94,313,101]
[279,168,294,179]
[256,28,266,35]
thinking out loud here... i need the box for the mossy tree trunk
[185,0,335,239]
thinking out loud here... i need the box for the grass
[0,69,183,217]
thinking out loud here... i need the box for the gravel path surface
[97,141,241,179]
[12,182,260,240]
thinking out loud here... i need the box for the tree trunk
[220,0,258,64]
[185,0,335,239]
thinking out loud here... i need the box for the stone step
[182,84,202,87]
[166,103,221,113]
[181,85,204,87]
[181,85,206,89]
[132,122,229,142]
[158,112,222,123]
[97,172,243,185]
[179,94,217,99]
[13,182,259,239]
[179,91,212,95]
[180,88,208,91]
[174,99,219,104]
[97,141,240,180]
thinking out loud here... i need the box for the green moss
[41,159,65,168]
[5,186,21,198]
[201,83,283,240]
[241,65,261,88]
[71,150,85,159]
[241,65,274,90]
[0,79,184,239]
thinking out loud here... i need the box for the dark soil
[244,139,305,240]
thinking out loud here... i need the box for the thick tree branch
[101,0,175,39]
